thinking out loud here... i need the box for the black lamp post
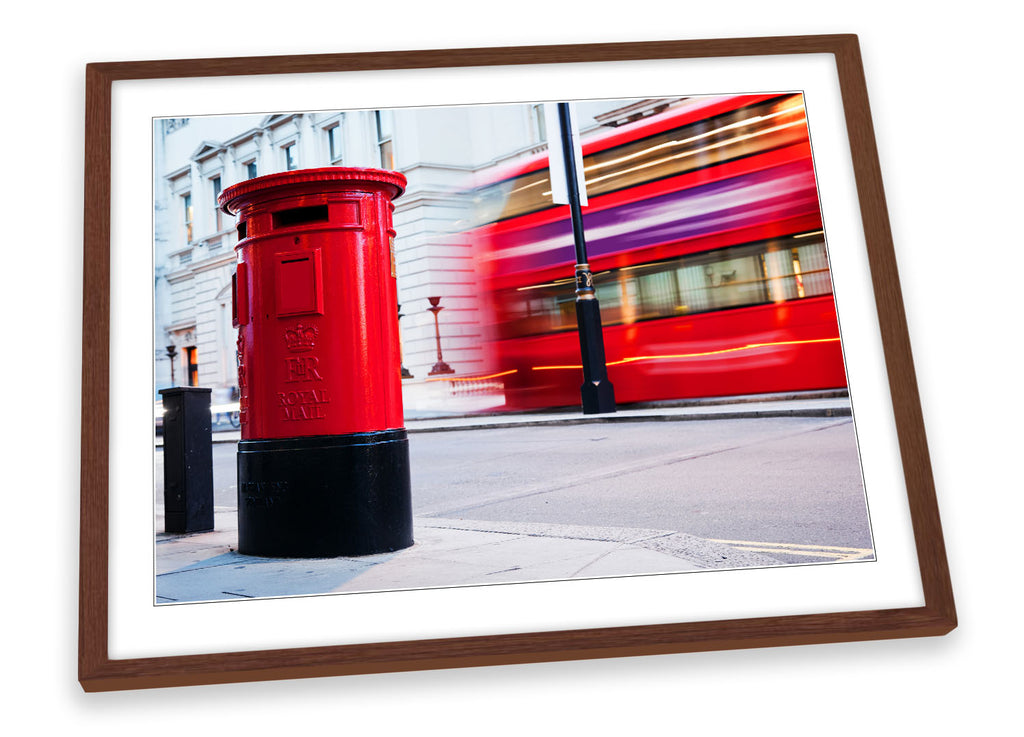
[166,344,178,387]
[426,296,454,376]
[556,102,616,414]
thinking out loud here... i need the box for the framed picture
[80,34,956,692]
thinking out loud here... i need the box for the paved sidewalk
[154,391,849,604]
[404,392,850,433]
[155,508,785,604]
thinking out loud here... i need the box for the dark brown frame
[80,34,955,692]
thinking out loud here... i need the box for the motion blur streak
[529,337,843,372]
[466,93,849,410]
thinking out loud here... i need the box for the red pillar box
[219,168,412,557]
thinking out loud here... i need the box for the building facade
[153,99,658,412]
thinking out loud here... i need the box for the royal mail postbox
[219,167,412,557]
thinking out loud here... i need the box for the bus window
[496,233,831,338]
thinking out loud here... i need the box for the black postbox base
[237,429,413,558]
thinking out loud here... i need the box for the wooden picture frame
[80,34,955,692]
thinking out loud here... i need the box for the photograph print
[152,91,875,605]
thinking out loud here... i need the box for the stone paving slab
[154,512,719,604]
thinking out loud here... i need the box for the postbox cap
[219,166,406,215]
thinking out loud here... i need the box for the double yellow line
[709,538,874,562]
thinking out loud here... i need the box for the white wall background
[3,1,1019,732]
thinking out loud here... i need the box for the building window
[375,110,394,170]
[211,175,223,231]
[184,346,199,386]
[531,104,547,144]
[327,124,343,164]
[246,160,258,179]
[283,143,297,171]
[182,192,193,243]
[162,118,190,134]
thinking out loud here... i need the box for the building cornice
[399,161,475,175]
[164,250,236,283]
[191,250,237,274]
[190,140,228,163]
[222,127,264,149]
[393,189,474,213]
[163,319,197,334]
[165,163,191,181]
[261,113,299,129]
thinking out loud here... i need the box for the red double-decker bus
[468,93,848,410]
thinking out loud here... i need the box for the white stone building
[153,99,659,413]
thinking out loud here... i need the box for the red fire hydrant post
[219,168,412,557]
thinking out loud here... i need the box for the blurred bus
[467,93,847,410]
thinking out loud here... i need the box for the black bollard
[159,387,214,534]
